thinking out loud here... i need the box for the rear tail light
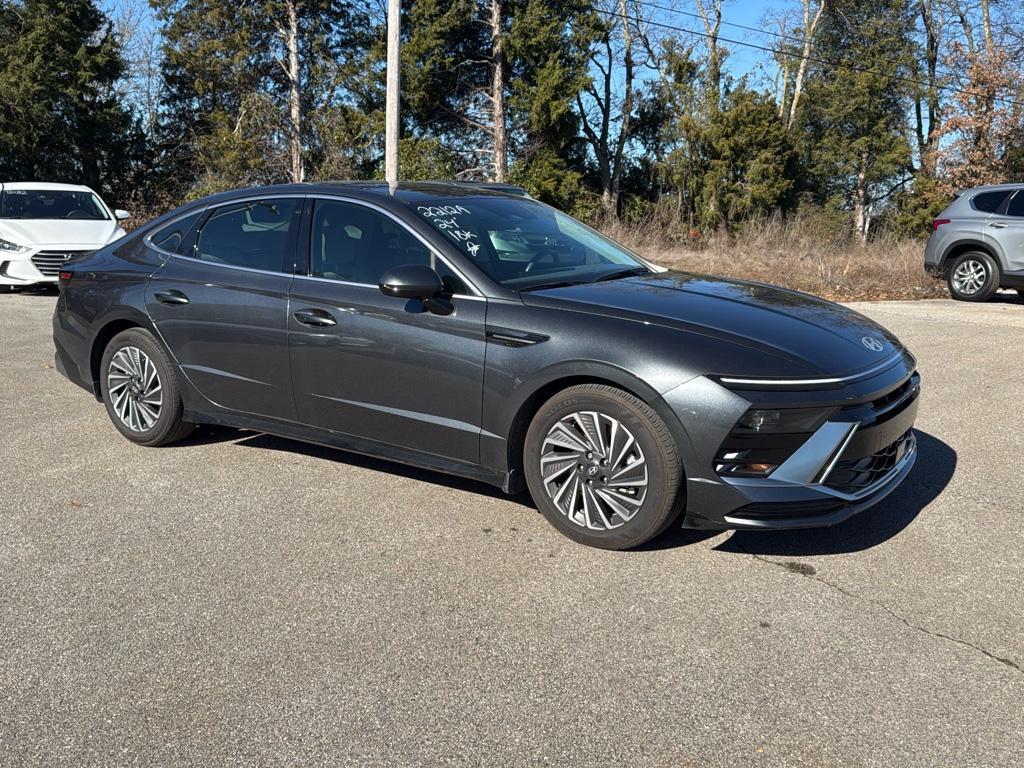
[58,270,74,287]
[932,218,950,231]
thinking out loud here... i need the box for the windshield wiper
[518,280,584,292]
[591,267,650,283]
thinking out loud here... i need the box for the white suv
[0,182,130,291]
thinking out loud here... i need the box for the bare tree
[109,0,163,135]
[694,0,722,109]
[488,0,508,182]
[271,0,304,183]
[914,0,943,174]
[575,0,638,216]
[786,0,826,130]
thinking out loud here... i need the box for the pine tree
[797,0,915,243]
[0,0,140,198]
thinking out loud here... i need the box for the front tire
[947,252,999,301]
[100,328,194,446]
[523,384,684,550]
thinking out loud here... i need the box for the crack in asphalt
[733,543,1022,675]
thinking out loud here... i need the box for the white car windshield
[407,196,649,291]
[0,189,110,221]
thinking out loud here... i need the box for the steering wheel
[65,210,91,220]
[523,249,560,273]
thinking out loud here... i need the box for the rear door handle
[154,290,189,305]
[293,308,337,327]
[989,222,1008,228]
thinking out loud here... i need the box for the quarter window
[971,190,1011,213]
[194,199,299,272]
[150,212,202,254]
[309,200,433,286]
[1005,191,1024,217]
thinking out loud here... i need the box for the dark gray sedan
[52,182,920,549]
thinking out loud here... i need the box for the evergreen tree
[797,0,915,242]
[0,0,140,198]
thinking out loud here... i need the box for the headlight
[0,237,28,253]
[735,407,832,434]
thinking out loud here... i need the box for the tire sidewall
[948,252,999,302]
[100,328,184,446]
[524,388,680,550]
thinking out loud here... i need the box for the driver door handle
[989,222,1008,228]
[154,289,189,305]
[293,308,337,327]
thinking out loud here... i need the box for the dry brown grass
[598,217,946,302]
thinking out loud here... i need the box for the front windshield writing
[409,196,646,290]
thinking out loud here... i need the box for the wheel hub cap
[952,259,986,294]
[540,411,648,531]
[107,346,163,432]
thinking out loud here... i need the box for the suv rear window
[1005,191,1024,217]
[971,190,1011,213]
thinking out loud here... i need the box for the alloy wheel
[107,346,163,432]
[951,258,987,295]
[539,411,649,530]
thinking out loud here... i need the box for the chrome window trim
[308,194,485,298]
[718,352,907,387]
[289,271,486,302]
[146,193,308,262]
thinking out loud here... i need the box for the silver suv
[924,183,1024,301]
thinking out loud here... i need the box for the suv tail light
[932,218,950,231]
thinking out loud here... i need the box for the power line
[592,3,1023,111]
[631,0,978,92]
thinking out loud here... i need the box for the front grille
[840,372,920,427]
[31,251,88,277]
[825,430,914,494]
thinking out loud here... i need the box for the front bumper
[667,353,921,531]
[1,248,94,286]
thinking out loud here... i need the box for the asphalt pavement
[1,290,1022,767]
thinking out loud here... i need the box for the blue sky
[103,0,781,84]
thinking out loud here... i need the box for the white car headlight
[0,237,29,253]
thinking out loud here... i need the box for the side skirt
[181,406,511,492]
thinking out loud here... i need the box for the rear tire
[100,328,194,446]
[523,384,684,550]
[947,251,999,301]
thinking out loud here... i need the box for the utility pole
[385,0,401,184]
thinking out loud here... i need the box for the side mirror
[114,209,131,221]
[379,264,444,300]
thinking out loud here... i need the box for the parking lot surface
[1,291,1022,767]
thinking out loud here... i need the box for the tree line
[1,0,1022,243]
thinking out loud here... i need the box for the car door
[146,196,302,421]
[288,197,487,464]
[994,189,1024,273]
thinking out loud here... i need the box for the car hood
[521,272,906,378]
[0,218,122,247]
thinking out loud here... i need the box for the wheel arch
[88,310,157,400]
[501,364,691,495]
[942,240,1003,275]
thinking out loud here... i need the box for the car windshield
[0,189,109,221]
[406,196,649,290]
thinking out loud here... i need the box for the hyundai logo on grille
[861,336,884,352]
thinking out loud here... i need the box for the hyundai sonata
[52,182,920,549]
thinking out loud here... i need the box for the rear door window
[194,199,300,273]
[971,190,1011,213]
[150,212,202,253]
[1004,191,1024,217]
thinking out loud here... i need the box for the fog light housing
[715,450,778,477]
